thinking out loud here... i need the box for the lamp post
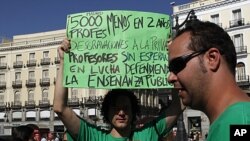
[172,9,197,33]
[171,9,198,141]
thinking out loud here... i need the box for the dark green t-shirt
[207,102,250,141]
[72,116,168,141]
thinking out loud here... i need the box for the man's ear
[205,48,221,72]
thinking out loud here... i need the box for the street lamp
[172,9,197,33]
[171,9,198,141]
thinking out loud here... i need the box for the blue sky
[0,0,190,39]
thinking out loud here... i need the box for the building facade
[172,0,250,140]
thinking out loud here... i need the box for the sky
[0,0,190,40]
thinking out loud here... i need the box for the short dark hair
[101,89,140,124]
[176,20,236,75]
[12,125,34,141]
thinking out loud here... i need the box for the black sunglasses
[169,49,208,74]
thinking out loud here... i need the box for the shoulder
[207,102,250,140]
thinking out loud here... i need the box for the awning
[73,109,80,116]
[12,112,22,119]
[40,110,50,118]
[26,111,36,118]
[88,108,96,116]
[0,112,5,119]
[186,109,201,117]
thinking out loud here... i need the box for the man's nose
[167,72,177,84]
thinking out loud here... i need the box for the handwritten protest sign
[64,10,172,89]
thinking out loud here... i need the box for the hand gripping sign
[64,10,172,89]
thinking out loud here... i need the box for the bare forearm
[53,60,80,139]
[54,62,68,113]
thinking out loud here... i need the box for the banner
[64,10,172,89]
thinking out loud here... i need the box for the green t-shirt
[207,102,250,141]
[73,115,168,141]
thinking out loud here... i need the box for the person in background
[26,124,41,141]
[53,39,185,141]
[168,20,250,141]
[47,131,55,141]
[12,125,34,141]
[41,136,47,141]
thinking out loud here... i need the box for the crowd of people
[5,124,67,141]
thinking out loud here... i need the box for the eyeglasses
[169,49,207,74]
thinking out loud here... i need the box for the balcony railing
[40,78,50,86]
[229,18,245,28]
[68,98,80,107]
[235,46,247,55]
[12,80,22,88]
[236,75,250,86]
[25,100,36,108]
[26,79,36,87]
[40,58,51,65]
[27,59,37,67]
[0,62,7,69]
[54,57,60,64]
[0,81,6,89]
[13,61,23,68]
[39,99,50,108]
[0,102,6,110]
[11,101,22,109]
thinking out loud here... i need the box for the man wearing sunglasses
[168,20,250,141]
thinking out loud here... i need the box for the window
[43,51,49,58]
[0,92,4,103]
[211,14,220,26]
[143,93,146,105]
[29,53,35,60]
[16,54,22,62]
[28,90,34,101]
[188,116,202,134]
[15,72,21,80]
[71,88,78,99]
[147,94,150,106]
[236,63,246,81]
[89,88,96,97]
[42,89,48,100]
[0,74,5,81]
[42,69,49,78]
[233,34,244,53]
[233,34,243,47]
[233,9,242,20]
[0,56,6,63]
[14,91,21,102]
[28,71,35,79]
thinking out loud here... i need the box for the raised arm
[53,39,80,139]
[162,90,185,130]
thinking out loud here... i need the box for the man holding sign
[54,10,184,141]
[54,39,184,141]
